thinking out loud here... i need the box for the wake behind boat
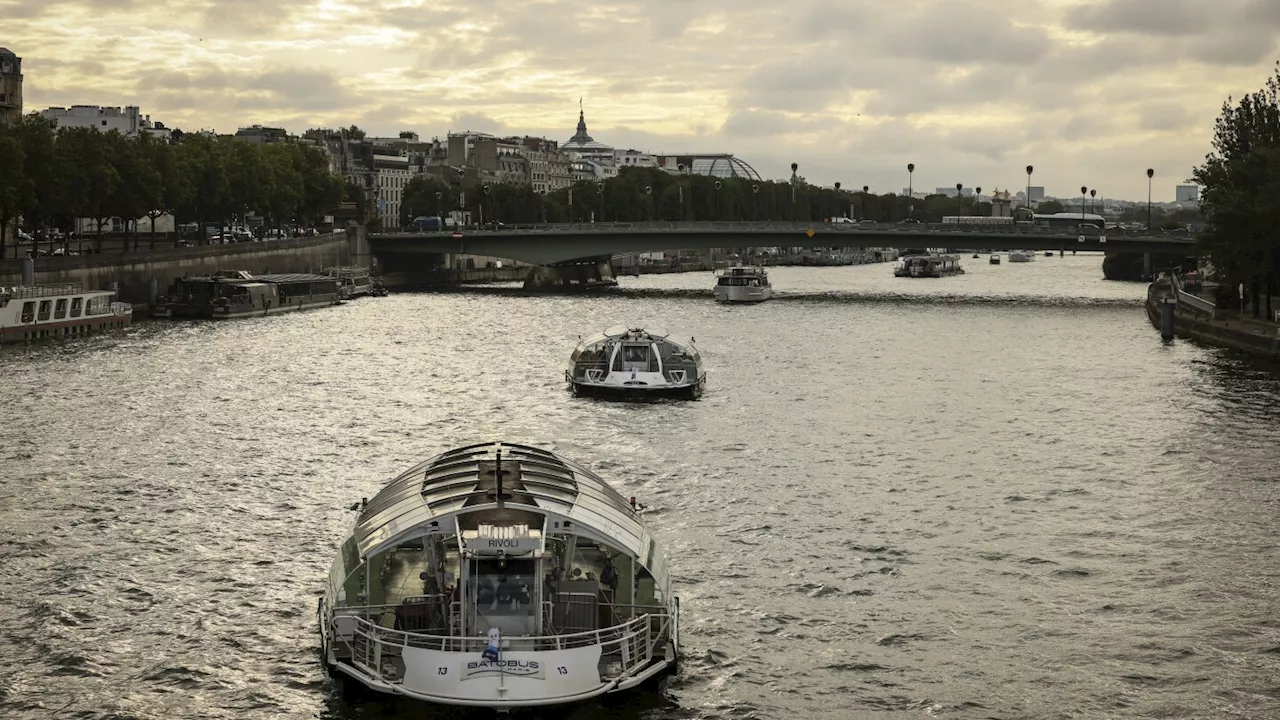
[713,266,772,303]
[567,327,705,400]
[319,442,679,709]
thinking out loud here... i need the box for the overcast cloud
[4,0,1278,199]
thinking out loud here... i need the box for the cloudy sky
[5,0,1279,199]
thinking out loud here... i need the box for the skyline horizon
[6,0,1274,203]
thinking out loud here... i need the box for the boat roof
[351,442,656,562]
[717,265,768,275]
[1,283,94,299]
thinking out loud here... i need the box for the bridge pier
[524,259,617,290]
[1142,252,1152,282]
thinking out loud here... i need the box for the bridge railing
[378,221,1183,240]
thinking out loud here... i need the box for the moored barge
[153,271,342,318]
[1,283,132,344]
[893,252,964,278]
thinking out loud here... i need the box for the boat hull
[714,285,773,303]
[569,378,703,400]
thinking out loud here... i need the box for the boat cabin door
[459,526,545,638]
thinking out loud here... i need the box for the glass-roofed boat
[566,326,705,400]
[320,442,679,709]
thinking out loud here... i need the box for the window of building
[101,120,107,126]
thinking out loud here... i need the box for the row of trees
[398,167,1032,229]
[396,167,1203,231]
[1194,61,1280,314]
[0,114,347,258]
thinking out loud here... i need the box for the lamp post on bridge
[975,187,982,217]
[1089,188,1096,216]
[862,185,870,221]
[907,163,915,220]
[1025,165,1034,215]
[752,183,760,221]
[1080,186,1087,222]
[714,180,722,221]
[956,182,963,220]
[834,182,842,220]
[597,181,604,223]
[483,183,491,228]
[645,185,653,222]
[790,163,800,222]
[435,191,442,224]
[1152,166,1162,228]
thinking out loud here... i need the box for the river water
[2,254,1278,719]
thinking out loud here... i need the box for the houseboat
[152,271,342,318]
[1008,250,1036,263]
[324,266,375,299]
[566,327,705,400]
[893,252,964,278]
[319,442,679,709]
[0,283,132,344]
[713,266,772,303]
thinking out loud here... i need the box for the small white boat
[0,283,132,344]
[989,254,1001,265]
[319,442,680,710]
[713,266,772,303]
[893,253,964,277]
[324,266,374,299]
[1008,250,1036,263]
[567,326,704,399]
[1044,250,1055,257]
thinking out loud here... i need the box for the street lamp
[597,181,605,223]
[1089,188,1096,216]
[1152,166,1162,228]
[483,183,491,227]
[975,187,982,217]
[435,191,442,224]
[677,163,686,221]
[834,182,842,220]
[1025,165,1034,213]
[1080,186,1087,221]
[862,185,870,221]
[790,162,799,221]
[713,180,722,221]
[752,183,760,221]
[907,163,915,219]
[956,182,963,219]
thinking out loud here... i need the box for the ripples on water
[2,256,1278,719]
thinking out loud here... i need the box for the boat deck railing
[2,283,84,299]
[332,609,671,689]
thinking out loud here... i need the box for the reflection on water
[1,255,1278,719]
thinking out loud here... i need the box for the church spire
[571,99,593,144]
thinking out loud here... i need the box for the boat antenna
[495,448,504,508]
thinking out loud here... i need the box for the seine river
[2,254,1278,719]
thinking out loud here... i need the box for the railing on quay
[1171,267,1217,318]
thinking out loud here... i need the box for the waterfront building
[562,107,616,166]
[39,105,171,140]
[0,48,22,126]
[614,148,656,169]
[654,154,761,180]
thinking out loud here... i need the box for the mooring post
[1161,298,1176,341]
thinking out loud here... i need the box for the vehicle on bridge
[319,442,679,709]
[566,327,705,400]
[714,266,773,303]
[1032,212,1106,229]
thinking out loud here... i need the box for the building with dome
[562,106,615,167]
[653,154,761,181]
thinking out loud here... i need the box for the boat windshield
[472,557,537,636]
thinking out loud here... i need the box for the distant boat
[567,326,705,399]
[152,270,343,318]
[989,254,1001,265]
[1008,250,1035,263]
[1044,250,1055,257]
[893,253,964,278]
[713,266,772,303]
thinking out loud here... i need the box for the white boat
[324,266,374,299]
[713,266,772,303]
[989,254,1001,265]
[0,283,132,344]
[893,252,964,277]
[1008,250,1036,263]
[566,327,704,400]
[319,442,679,709]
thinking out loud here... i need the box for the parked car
[829,216,855,224]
